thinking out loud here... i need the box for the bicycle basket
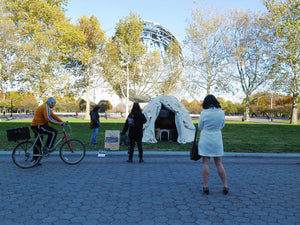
[6,127,31,142]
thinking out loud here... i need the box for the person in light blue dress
[198,95,228,195]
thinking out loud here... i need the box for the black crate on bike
[6,127,31,142]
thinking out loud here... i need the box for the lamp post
[10,99,13,117]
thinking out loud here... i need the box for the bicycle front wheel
[12,141,42,169]
[60,139,86,165]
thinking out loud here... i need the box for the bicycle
[10,122,86,169]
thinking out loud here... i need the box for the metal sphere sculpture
[141,20,182,57]
[108,20,183,103]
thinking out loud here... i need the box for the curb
[1,151,300,158]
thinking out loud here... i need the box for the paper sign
[104,130,120,151]
[98,150,106,157]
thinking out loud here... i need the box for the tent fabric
[142,95,195,144]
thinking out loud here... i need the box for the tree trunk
[290,92,298,124]
[85,68,91,120]
[125,63,129,118]
[244,95,250,121]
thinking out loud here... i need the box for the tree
[263,0,299,124]
[161,40,184,95]
[127,41,183,102]
[184,4,232,99]
[0,11,18,105]
[3,0,72,103]
[78,98,86,112]
[223,100,243,115]
[103,12,146,116]
[98,100,112,113]
[229,10,274,121]
[73,15,106,119]
[103,12,183,116]
[21,92,38,112]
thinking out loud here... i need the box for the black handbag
[190,126,201,161]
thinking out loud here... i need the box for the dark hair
[202,95,221,109]
[93,105,100,111]
[131,102,141,112]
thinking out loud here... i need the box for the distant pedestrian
[198,95,229,195]
[121,103,147,163]
[90,105,100,145]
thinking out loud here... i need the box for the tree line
[183,93,299,119]
[0,0,299,123]
[0,90,297,120]
[0,90,114,114]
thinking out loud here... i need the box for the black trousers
[31,125,58,151]
[128,138,143,159]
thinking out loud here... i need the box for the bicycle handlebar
[61,121,72,137]
[61,121,68,126]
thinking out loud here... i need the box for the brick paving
[0,153,299,225]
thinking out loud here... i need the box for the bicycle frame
[32,124,74,154]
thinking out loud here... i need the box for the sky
[64,0,266,104]
[65,0,266,43]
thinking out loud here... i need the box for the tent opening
[154,105,178,142]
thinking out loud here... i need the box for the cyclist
[31,97,67,163]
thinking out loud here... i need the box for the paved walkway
[0,152,299,225]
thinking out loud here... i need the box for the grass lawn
[0,118,299,153]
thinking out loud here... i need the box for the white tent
[142,95,195,144]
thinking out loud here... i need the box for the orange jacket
[31,103,62,126]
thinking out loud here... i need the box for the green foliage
[114,12,146,61]
[74,15,106,119]
[0,13,18,89]
[263,0,299,124]
[103,12,146,101]
[76,15,106,65]
[3,0,74,101]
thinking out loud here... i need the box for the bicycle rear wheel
[12,141,42,168]
[60,139,86,165]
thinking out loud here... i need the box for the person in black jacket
[90,105,100,145]
[121,103,147,163]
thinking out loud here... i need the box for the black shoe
[223,187,229,195]
[90,143,98,145]
[203,187,209,195]
[139,159,144,163]
[43,147,49,156]
[126,159,133,163]
[31,157,38,162]
[31,157,41,166]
